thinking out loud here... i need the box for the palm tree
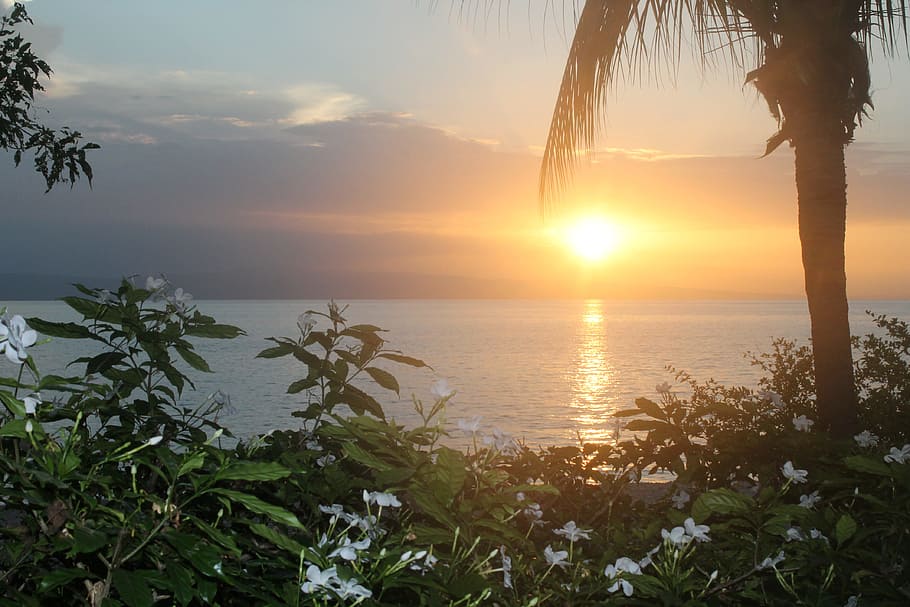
[540,0,909,438]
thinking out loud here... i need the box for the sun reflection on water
[568,300,618,442]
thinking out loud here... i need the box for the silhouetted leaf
[365,366,399,395]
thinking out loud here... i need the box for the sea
[6,299,910,448]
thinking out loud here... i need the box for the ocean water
[7,299,910,447]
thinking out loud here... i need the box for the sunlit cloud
[283,84,365,125]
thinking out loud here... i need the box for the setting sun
[563,217,623,262]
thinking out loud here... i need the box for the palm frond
[538,0,751,213]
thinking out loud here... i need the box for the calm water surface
[8,300,909,447]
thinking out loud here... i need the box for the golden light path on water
[568,300,619,442]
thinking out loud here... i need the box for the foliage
[1,3,97,190]
[2,283,909,605]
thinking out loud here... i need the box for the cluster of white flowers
[544,544,569,568]
[854,430,879,448]
[318,503,380,537]
[402,549,438,574]
[144,276,194,319]
[758,550,786,570]
[671,489,690,510]
[781,461,809,484]
[300,565,371,601]
[798,490,821,509]
[655,382,673,396]
[884,444,910,464]
[0,315,38,364]
[758,390,785,408]
[553,520,592,542]
[660,518,711,546]
[792,415,814,432]
[604,557,643,597]
[430,378,455,400]
[363,490,402,509]
[457,415,482,435]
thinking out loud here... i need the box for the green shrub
[2,282,909,605]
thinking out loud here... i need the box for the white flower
[853,430,879,448]
[328,536,371,561]
[792,415,814,432]
[553,520,592,542]
[170,288,193,312]
[758,390,784,407]
[25,420,33,434]
[145,276,167,292]
[483,427,517,453]
[500,546,513,588]
[300,565,339,593]
[684,518,710,542]
[655,382,672,395]
[297,312,316,334]
[96,289,117,305]
[844,595,859,607]
[0,315,38,364]
[884,444,910,464]
[23,392,41,415]
[799,490,821,509]
[332,577,372,600]
[661,525,689,546]
[316,454,336,468]
[604,557,642,597]
[671,489,690,510]
[781,461,808,484]
[523,502,544,525]
[431,379,454,399]
[410,551,438,573]
[213,562,223,575]
[457,416,482,434]
[363,490,402,508]
[785,526,806,542]
[319,503,345,518]
[809,528,828,543]
[759,550,786,570]
[146,436,163,446]
[543,545,570,568]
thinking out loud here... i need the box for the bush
[2,281,909,605]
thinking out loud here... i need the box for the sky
[3,0,910,299]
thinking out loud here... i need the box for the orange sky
[3,2,910,300]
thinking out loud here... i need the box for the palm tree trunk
[793,125,858,438]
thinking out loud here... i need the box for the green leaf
[61,295,100,318]
[0,418,29,438]
[165,531,225,578]
[38,568,87,592]
[185,323,244,339]
[339,385,385,419]
[0,392,26,417]
[257,344,293,359]
[112,569,153,607]
[844,455,892,477]
[692,488,753,520]
[624,419,667,432]
[166,563,195,606]
[26,317,91,339]
[72,526,109,554]
[365,366,399,395]
[86,352,127,375]
[613,408,645,417]
[216,461,291,482]
[835,514,857,545]
[432,446,467,505]
[377,352,430,368]
[343,441,394,472]
[177,452,206,478]
[210,489,304,529]
[287,378,317,394]
[249,523,305,555]
[634,397,666,420]
[175,346,212,373]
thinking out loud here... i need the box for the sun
[563,217,622,262]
